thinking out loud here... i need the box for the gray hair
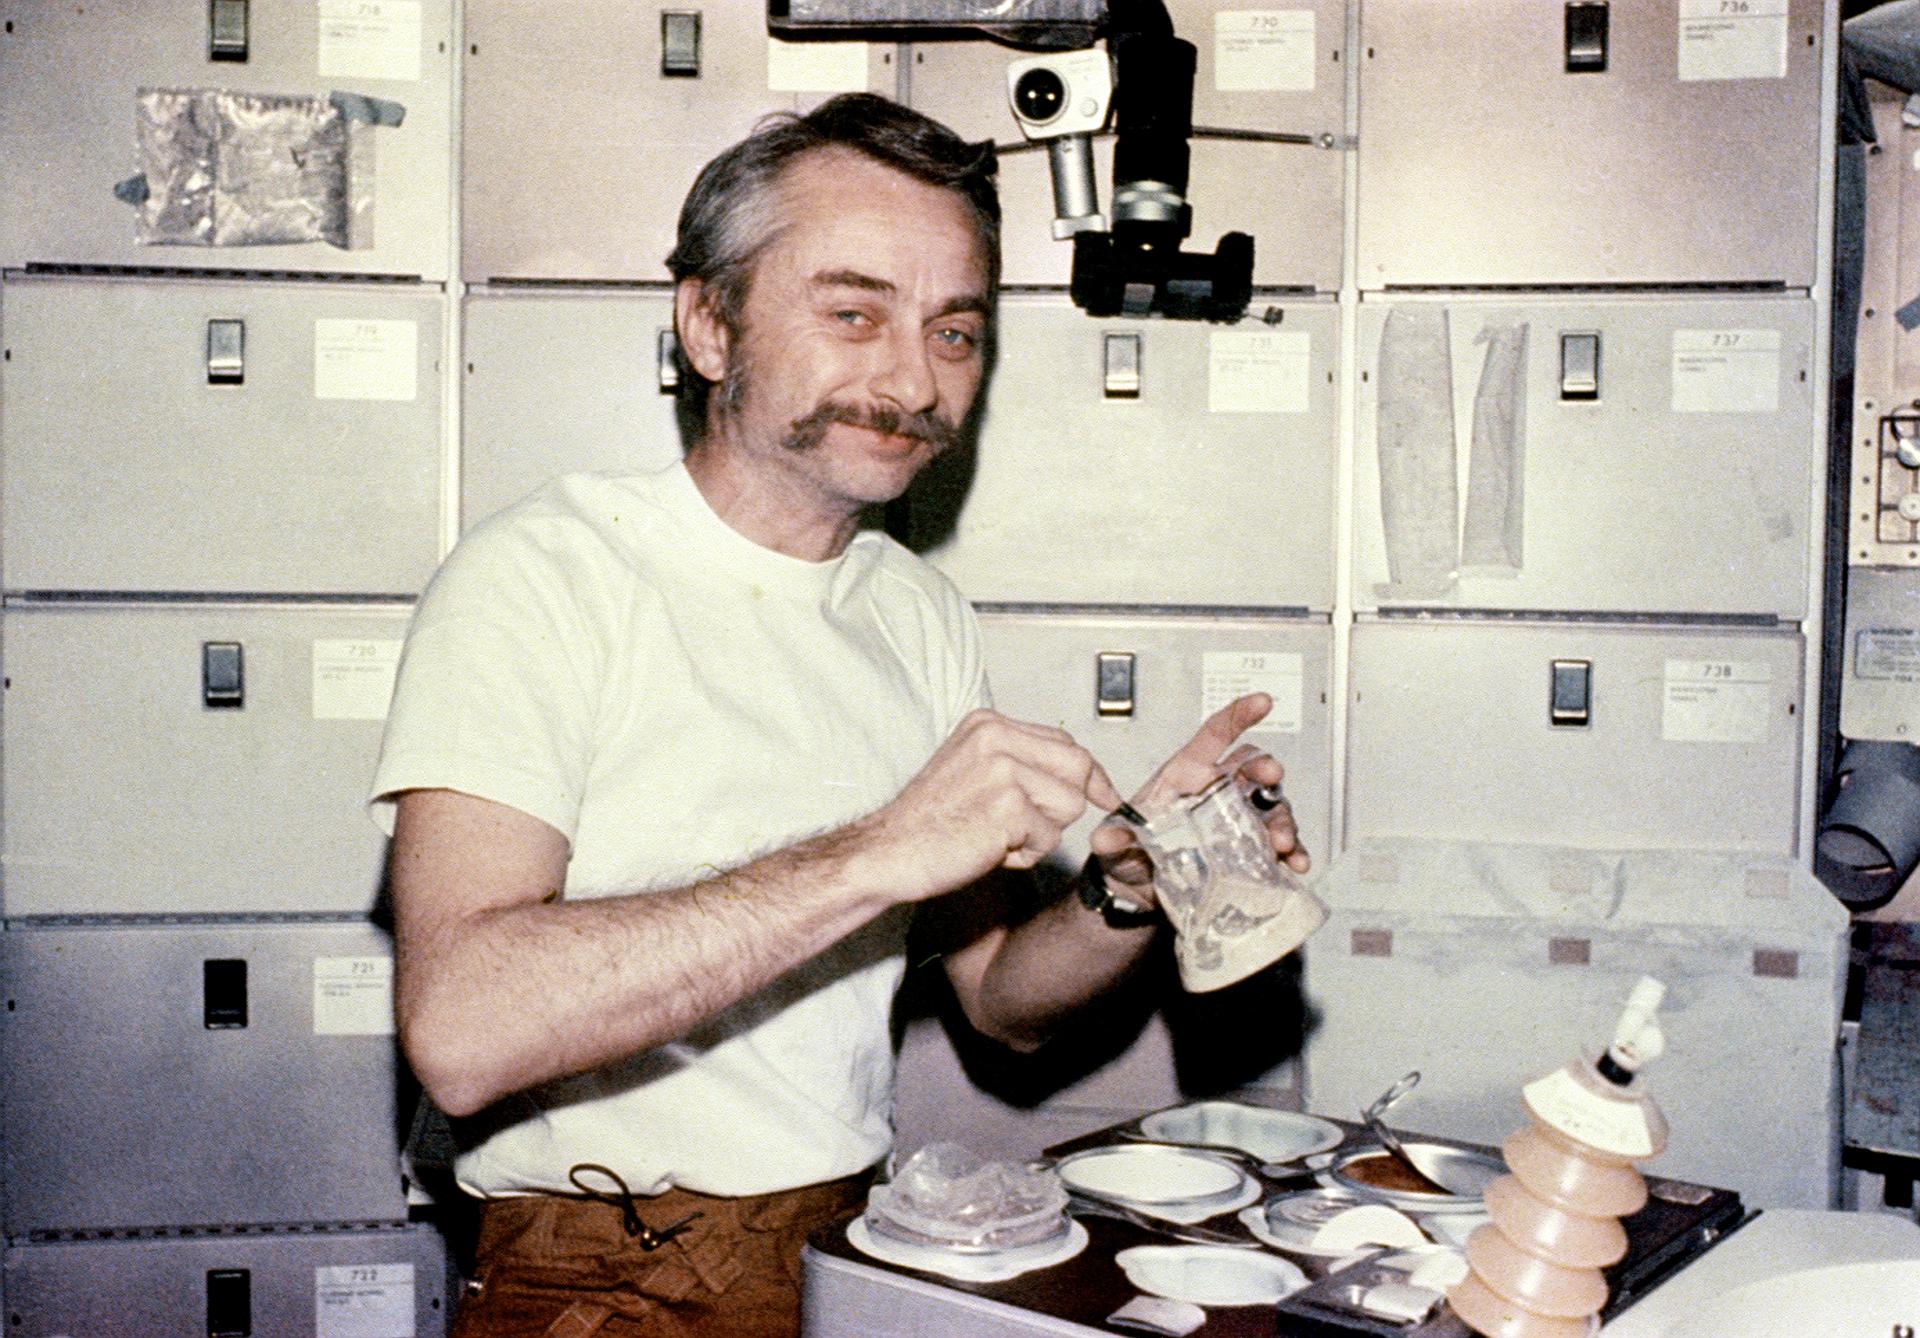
[666,93,1000,436]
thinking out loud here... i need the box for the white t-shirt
[370,463,988,1197]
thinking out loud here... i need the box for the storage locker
[462,0,894,282]
[905,0,1348,290]
[0,0,453,278]
[897,294,1340,609]
[1344,619,1805,855]
[1,275,444,597]
[894,611,1328,1161]
[462,289,686,527]
[2,604,406,917]
[1351,295,1816,618]
[2,920,411,1234]
[978,610,1334,865]
[3,1224,449,1337]
[1354,0,1824,288]
[1302,840,1848,1208]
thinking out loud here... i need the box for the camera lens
[1012,67,1067,125]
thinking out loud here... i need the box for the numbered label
[318,0,424,83]
[315,1262,415,1338]
[313,956,396,1036]
[1208,330,1312,414]
[1214,11,1317,93]
[1671,328,1781,413]
[1678,0,1789,82]
[1662,659,1772,743]
[314,319,419,403]
[1202,651,1304,733]
[312,639,402,721]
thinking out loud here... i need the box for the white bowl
[1114,1244,1308,1306]
[1056,1145,1249,1208]
[1139,1101,1345,1164]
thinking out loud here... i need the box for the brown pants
[450,1174,873,1338]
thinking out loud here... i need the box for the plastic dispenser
[1446,977,1670,1338]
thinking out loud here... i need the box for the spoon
[1108,1131,1318,1185]
[1063,1192,1259,1248]
[1362,1071,1455,1197]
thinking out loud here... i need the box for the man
[372,93,1305,1337]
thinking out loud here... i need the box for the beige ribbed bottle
[1447,978,1669,1338]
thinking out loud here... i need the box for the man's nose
[871,325,939,416]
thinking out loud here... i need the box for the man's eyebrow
[810,268,991,320]
[931,294,993,320]
[810,268,893,294]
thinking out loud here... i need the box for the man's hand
[1087,692,1310,908]
[850,708,1126,905]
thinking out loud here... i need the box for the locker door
[2,1227,451,1338]
[1351,295,1815,618]
[0,0,453,277]
[1,276,443,597]
[907,0,1347,290]
[899,294,1339,608]
[463,290,686,527]
[2,605,405,917]
[1354,0,1823,288]
[461,0,893,282]
[1,922,410,1233]
[982,611,1333,865]
[1343,620,1805,855]
[894,612,1329,1160]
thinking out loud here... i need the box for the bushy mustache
[779,400,960,455]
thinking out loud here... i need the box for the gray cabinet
[0,0,453,277]
[2,921,410,1234]
[2,275,443,597]
[2,604,405,917]
[1355,0,1823,288]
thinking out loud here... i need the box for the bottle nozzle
[1601,976,1666,1081]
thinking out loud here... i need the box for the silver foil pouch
[130,88,358,248]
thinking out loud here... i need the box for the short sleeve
[368,513,615,840]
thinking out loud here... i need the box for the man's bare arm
[392,709,1125,1116]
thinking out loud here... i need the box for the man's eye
[834,309,873,327]
[931,327,978,353]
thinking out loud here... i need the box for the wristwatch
[1076,854,1159,930]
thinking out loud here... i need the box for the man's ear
[674,279,730,383]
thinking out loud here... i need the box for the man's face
[688,148,993,514]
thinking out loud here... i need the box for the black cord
[992,125,1320,155]
[567,1163,701,1250]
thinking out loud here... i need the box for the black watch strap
[1075,854,1159,930]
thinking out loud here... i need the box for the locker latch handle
[1550,658,1591,728]
[206,1266,253,1336]
[209,0,249,62]
[1096,651,1136,717]
[203,641,244,709]
[658,329,681,394]
[1103,333,1142,400]
[662,11,701,77]
[1565,1,1607,73]
[1560,331,1599,401]
[207,319,245,386]
[203,959,249,1030]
